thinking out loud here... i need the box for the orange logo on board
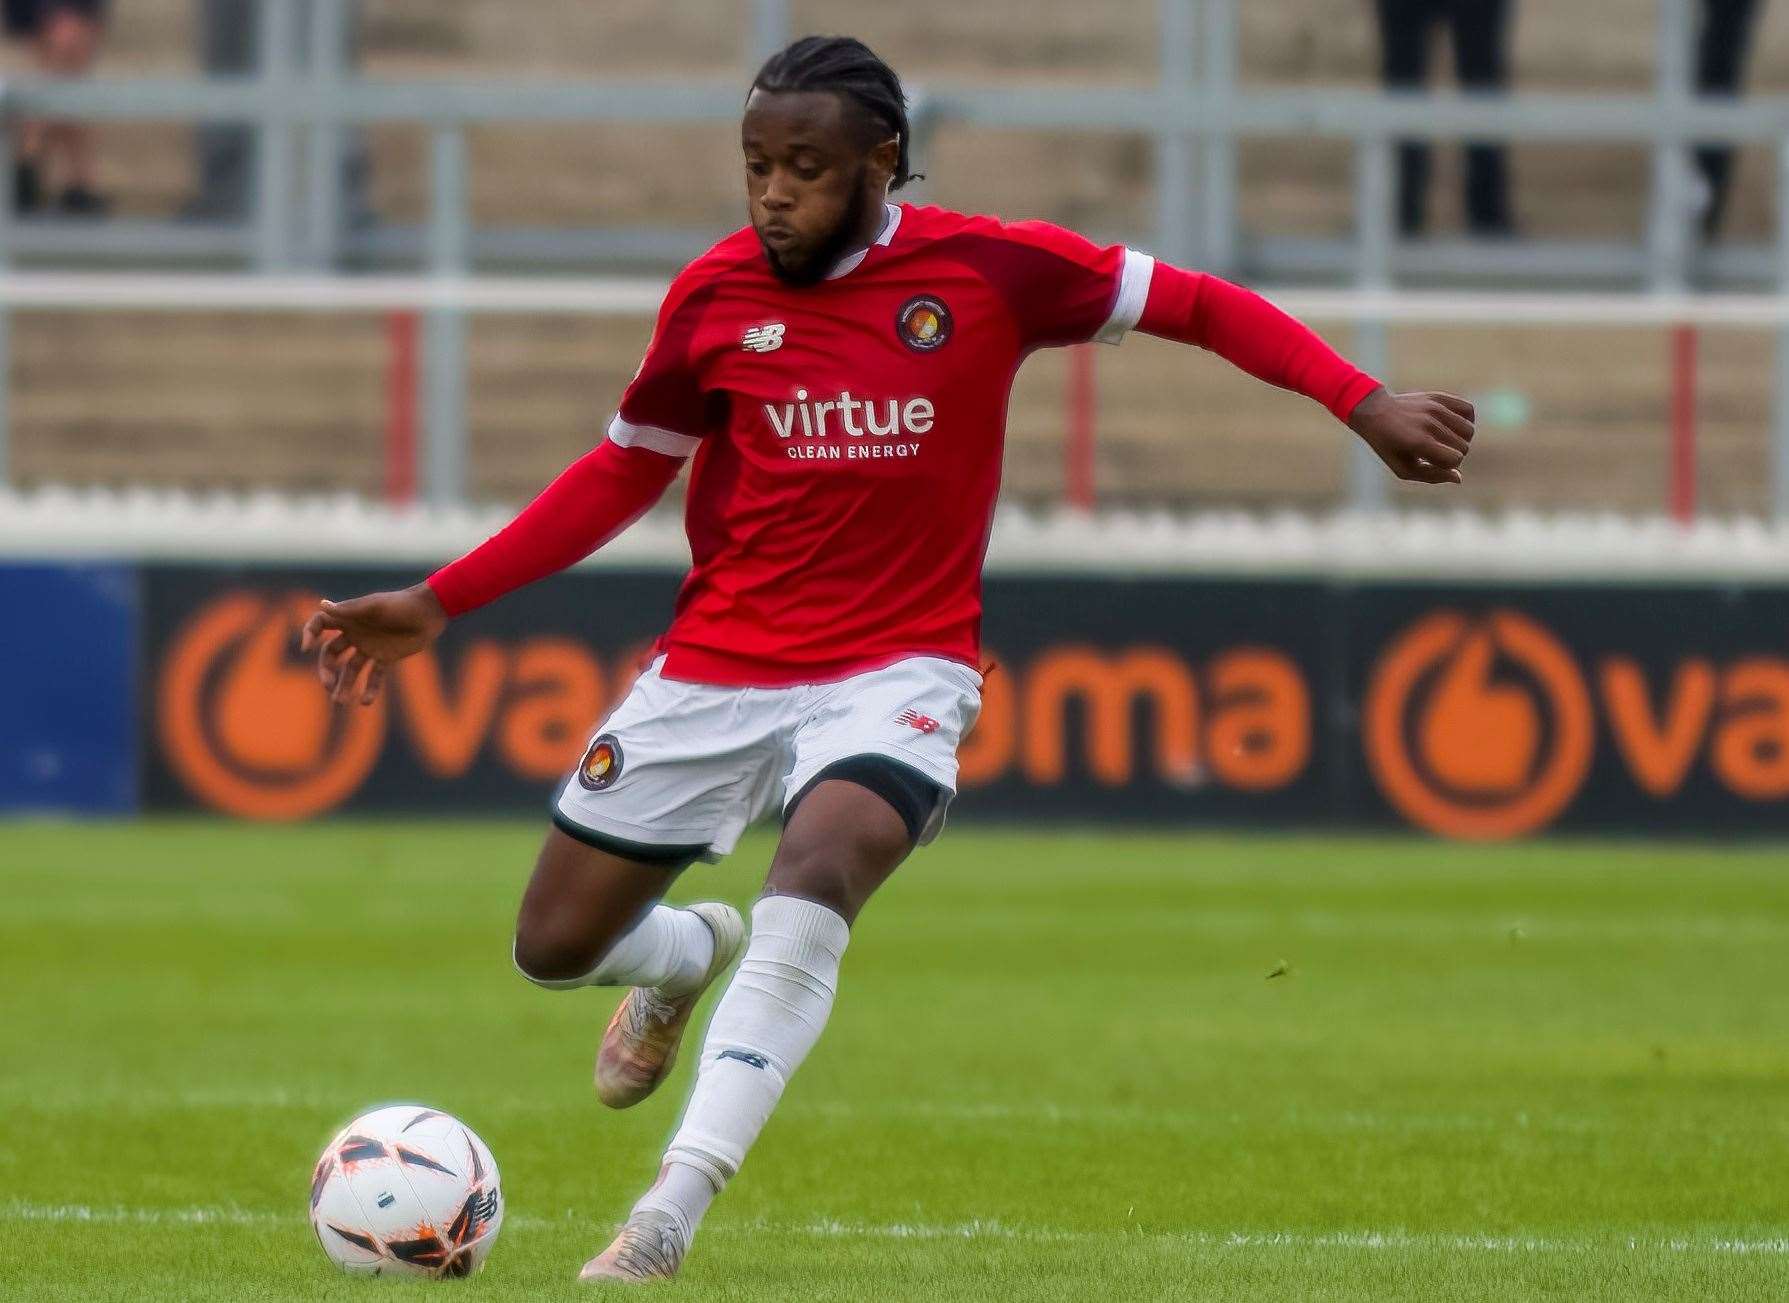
[158,592,386,820]
[1364,610,1593,839]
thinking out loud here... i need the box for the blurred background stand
[0,0,1786,519]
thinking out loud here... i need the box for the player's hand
[1347,388,1476,486]
[299,582,448,707]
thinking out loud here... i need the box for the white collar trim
[825,203,902,280]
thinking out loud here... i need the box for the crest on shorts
[896,295,952,352]
[577,734,624,792]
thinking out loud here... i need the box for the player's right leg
[511,824,709,992]
[513,654,782,1108]
[511,828,746,1107]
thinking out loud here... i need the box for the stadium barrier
[5,495,1787,839]
[2,273,1784,519]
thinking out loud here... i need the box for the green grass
[3,820,1788,1301]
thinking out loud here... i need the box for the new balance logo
[898,709,941,735]
[718,1049,770,1070]
[742,322,786,353]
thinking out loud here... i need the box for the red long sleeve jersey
[605,203,1372,687]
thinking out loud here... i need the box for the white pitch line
[5,1203,1785,1257]
[2,1203,289,1228]
[758,1220,1789,1257]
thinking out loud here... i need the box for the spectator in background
[1694,0,1763,239]
[185,0,255,220]
[1375,0,1515,237]
[4,0,110,215]
[185,0,371,237]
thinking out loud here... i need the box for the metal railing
[0,271,1774,517]
[0,0,1785,514]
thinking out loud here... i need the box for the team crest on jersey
[577,734,624,791]
[742,322,786,353]
[896,296,952,352]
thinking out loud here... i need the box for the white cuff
[607,413,702,459]
[1093,248,1155,345]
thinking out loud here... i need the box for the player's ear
[868,135,900,190]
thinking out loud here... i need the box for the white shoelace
[608,1212,684,1278]
[621,987,681,1041]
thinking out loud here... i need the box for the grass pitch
[3,820,1787,1301]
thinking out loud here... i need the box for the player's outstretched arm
[1136,262,1476,484]
[302,438,681,706]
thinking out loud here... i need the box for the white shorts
[553,654,983,862]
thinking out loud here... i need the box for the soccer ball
[308,1104,503,1278]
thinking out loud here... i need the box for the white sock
[634,895,850,1238]
[628,1161,715,1244]
[516,905,714,997]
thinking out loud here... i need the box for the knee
[767,826,905,922]
[511,916,608,986]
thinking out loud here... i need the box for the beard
[761,170,874,287]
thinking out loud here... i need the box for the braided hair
[751,36,921,190]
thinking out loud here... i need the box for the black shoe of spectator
[57,186,111,218]
[13,161,42,214]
